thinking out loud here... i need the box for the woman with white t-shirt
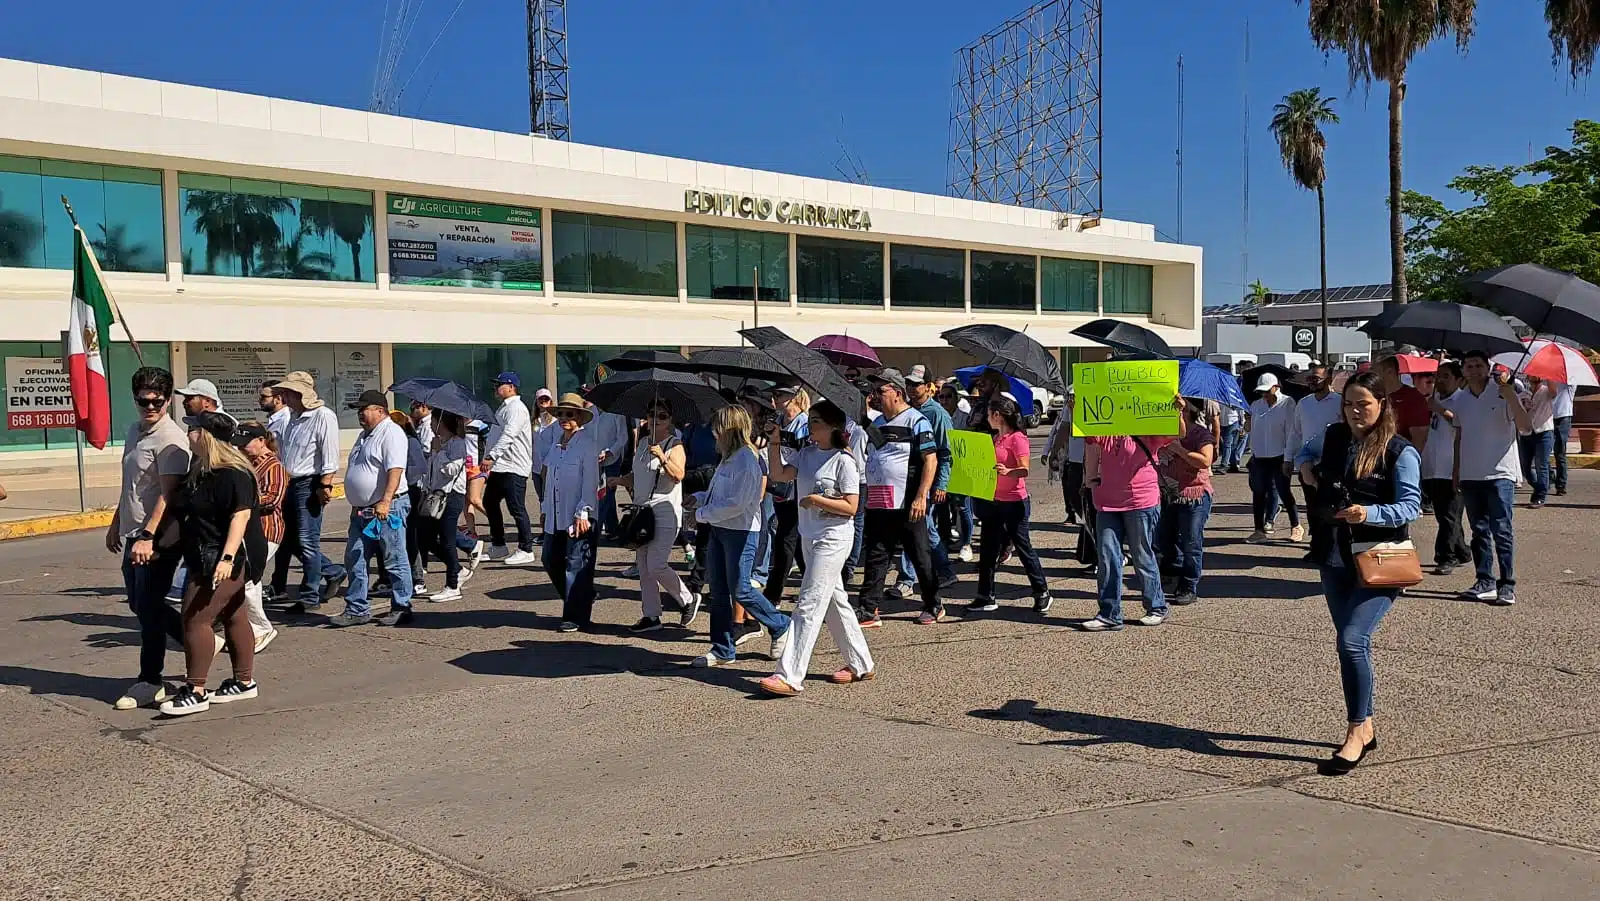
[758,401,875,695]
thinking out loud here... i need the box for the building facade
[0,58,1201,456]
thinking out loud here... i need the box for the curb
[1568,454,1600,470]
[0,483,344,541]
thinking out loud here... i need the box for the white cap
[175,378,221,403]
[1254,373,1280,391]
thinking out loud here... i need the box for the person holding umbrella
[1442,351,1530,606]
[607,398,698,632]
[541,394,603,632]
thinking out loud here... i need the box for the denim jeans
[1320,563,1397,723]
[484,471,532,552]
[900,510,954,585]
[419,491,466,589]
[543,526,598,625]
[1248,456,1298,530]
[975,497,1048,599]
[844,501,866,578]
[1554,416,1572,492]
[123,546,184,684]
[1094,505,1166,625]
[1158,493,1212,596]
[707,526,791,661]
[1520,431,1555,504]
[1460,479,1516,588]
[343,494,413,617]
[1218,423,1242,468]
[274,476,344,603]
[752,493,776,588]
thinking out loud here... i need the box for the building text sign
[5,357,75,430]
[387,194,543,291]
[685,189,872,231]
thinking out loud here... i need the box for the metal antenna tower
[946,0,1103,218]
[528,0,570,140]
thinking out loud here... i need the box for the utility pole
[1176,55,1185,243]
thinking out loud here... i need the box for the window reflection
[1042,257,1099,313]
[796,235,882,306]
[178,175,375,282]
[0,156,164,273]
[1103,262,1154,315]
[890,245,963,309]
[552,211,677,297]
[686,224,787,302]
[971,251,1036,311]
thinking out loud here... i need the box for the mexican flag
[67,224,119,449]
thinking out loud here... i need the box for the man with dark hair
[107,366,190,711]
[1445,350,1531,605]
[894,364,956,594]
[1377,356,1431,451]
[1422,361,1471,575]
[857,369,943,627]
[259,380,290,444]
[483,371,535,565]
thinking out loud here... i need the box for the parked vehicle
[1205,352,1257,372]
[1257,352,1314,372]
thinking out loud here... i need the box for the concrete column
[169,341,188,385]
[963,249,972,314]
[676,220,689,304]
[162,169,181,283]
[373,190,390,291]
[1035,254,1043,315]
[379,342,395,402]
[544,344,559,395]
[1096,261,1105,314]
[542,208,555,298]
[882,241,892,311]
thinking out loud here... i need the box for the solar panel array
[1268,284,1392,305]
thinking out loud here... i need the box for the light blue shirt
[542,426,600,532]
[280,405,341,478]
[692,446,766,532]
[1295,431,1423,529]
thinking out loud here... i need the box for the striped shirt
[250,451,287,544]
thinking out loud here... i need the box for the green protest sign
[946,429,997,501]
[1070,361,1181,437]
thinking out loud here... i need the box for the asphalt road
[2,449,1597,900]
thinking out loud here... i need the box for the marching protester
[541,394,603,633]
[1445,351,1531,605]
[857,369,944,627]
[1291,364,1344,519]
[689,405,792,665]
[1042,387,1085,526]
[409,399,434,451]
[176,378,231,421]
[234,422,285,652]
[483,372,536,566]
[935,381,976,561]
[392,410,429,599]
[608,399,698,632]
[760,401,875,695]
[1215,401,1244,474]
[1157,398,1216,607]
[416,411,472,603]
[529,388,557,537]
[1076,409,1174,632]
[968,395,1051,616]
[1296,370,1422,775]
[1246,373,1302,543]
[589,386,632,542]
[160,412,268,716]
[331,390,414,627]
[1421,362,1471,575]
[273,371,344,613]
[260,381,290,445]
[1552,378,1576,497]
[1517,375,1557,509]
[762,385,811,607]
[109,367,190,711]
[895,365,956,596]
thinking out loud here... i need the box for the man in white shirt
[331,390,414,627]
[272,371,346,613]
[1445,351,1532,606]
[1289,363,1343,541]
[482,371,536,566]
[1421,361,1471,575]
[1245,373,1302,543]
[1552,380,1576,496]
[1519,375,1558,508]
[259,380,291,445]
[587,391,632,540]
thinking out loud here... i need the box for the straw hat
[271,370,323,409]
[553,392,595,425]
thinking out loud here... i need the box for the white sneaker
[749,577,764,591]
[1138,612,1167,627]
[253,629,279,654]
[958,545,975,564]
[457,566,474,587]
[471,540,486,566]
[890,580,917,599]
[769,628,791,661]
[1246,530,1269,544]
[623,564,640,578]
[689,652,737,668]
[1289,525,1306,543]
[429,586,463,603]
[113,680,168,710]
[504,550,539,566]
[679,593,702,627]
[412,583,431,599]
[1264,523,1276,534]
[487,543,509,561]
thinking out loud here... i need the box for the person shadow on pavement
[449,639,764,693]
[969,698,1333,763]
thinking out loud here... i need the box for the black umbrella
[583,368,726,424]
[1070,318,1175,360]
[1358,301,1524,355]
[1463,263,1600,348]
[940,324,1066,394]
[681,347,791,381]
[389,378,496,422]
[1239,364,1310,401]
[602,349,690,371]
[739,326,866,422]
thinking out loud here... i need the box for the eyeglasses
[557,411,580,420]
[651,412,672,421]
[135,396,166,409]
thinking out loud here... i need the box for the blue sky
[2,0,1592,306]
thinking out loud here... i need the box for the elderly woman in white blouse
[608,398,699,633]
[540,394,602,633]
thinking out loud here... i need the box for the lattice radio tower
[528,0,570,140]
[947,0,1103,219]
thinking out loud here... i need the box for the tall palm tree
[301,199,373,281]
[92,222,159,273]
[1547,1,1600,78]
[1303,0,1477,305]
[259,225,336,280]
[1271,88,1340,360]
[184,190,295,277]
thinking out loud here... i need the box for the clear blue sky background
[2,0,1592,306]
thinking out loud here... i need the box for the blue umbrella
[1178,359,1248,410]
[389,377,497,423]
[955,365,1032,406]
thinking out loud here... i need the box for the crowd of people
[103,348,1571,773]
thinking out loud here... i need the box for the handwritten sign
[946,429,997,501]
[1070,361,1181,437]
[5,357,75,430]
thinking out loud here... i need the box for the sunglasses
[557,411,581,420]
[135,396,166,409]
[650,412,671,421]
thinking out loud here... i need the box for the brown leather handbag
[1352,541,1424,589]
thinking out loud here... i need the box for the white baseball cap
[175,378,221,404]
[1254,373,1280,391]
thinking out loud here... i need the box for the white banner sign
[5,356,74,430]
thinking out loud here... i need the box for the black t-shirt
[178,466,268,584]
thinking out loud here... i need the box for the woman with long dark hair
[968,396,1052,616]
[1296,370,1422,775]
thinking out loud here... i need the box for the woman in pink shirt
[1078,421,1175,632]
[967,396,1052,616]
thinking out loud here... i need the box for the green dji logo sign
[391,197,419,214]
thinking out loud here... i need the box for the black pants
[405,485,424,575]
[976,498,1048,599]
[1075,489,1098,566]
[419,491,467,588]
[859,507,940,615]
[484,472,532,552]
[687,523,711,593]
[1421,478,1471,566]
[1248,456,1299,530]
[1062,461,1085,523]
[763,500,803,606]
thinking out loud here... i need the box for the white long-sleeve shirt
[588,406,630,465]
[1247,394,1298,459]
[486,395,533,475]
[280,405,341,478]
[692,446,766,532]
[543,426,600,532]
[1290,391,1343,459]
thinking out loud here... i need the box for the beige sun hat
[271,370,324,409]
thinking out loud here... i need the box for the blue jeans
[342,494,413,617]
[707,526,790,661]
[752,494,776,588]
[1219,424,1243,468]
[1158,493,1213,596]
[1248,456,1298,530]
[275,476,344,603]
[123,546,184,684]
[1460,479,1515,588]
[1554,416,1572,492]
[1520,431,1555,504]
[1320,564,1397,723]
[844,501,866,578]
[542,526,598,625]
[1094,505,1166,625]
[901,510,954,585]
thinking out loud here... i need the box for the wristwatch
[135,529,155,541]
[221,553,235,562]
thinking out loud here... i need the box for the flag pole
[60,195,143,365]
[60,329,86,512]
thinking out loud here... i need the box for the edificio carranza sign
[685,189,873,231]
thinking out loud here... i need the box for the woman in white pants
[758,401,875,695]
[609,399,700,632]
[234,422,285,653]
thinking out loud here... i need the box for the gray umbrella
[1463,264,1600,348]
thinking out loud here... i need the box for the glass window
[685,224,787,302]
[1041,258,1099,313]
[0,341,171,450]
[890,245,963,309]
[553,345,676,396]
[178,174,375,282]
[971,251,1036,312]
[392,345,550,411]
[0,155,164,273]
[1103,262,1154,315]
[552,211,677,297]
[796,236,882,306]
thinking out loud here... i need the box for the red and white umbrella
[1491,339,1600,387]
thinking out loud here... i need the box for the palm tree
[1271,88,1340,361]
[0,191,41,267]
[1547,1,1600,78]
[301,199,373,281]
[1303,1,1477,306]
[92,222,159,273]
[184,190,295,277]
[258,225,336,280]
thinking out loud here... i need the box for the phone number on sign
[7,411,76,429]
